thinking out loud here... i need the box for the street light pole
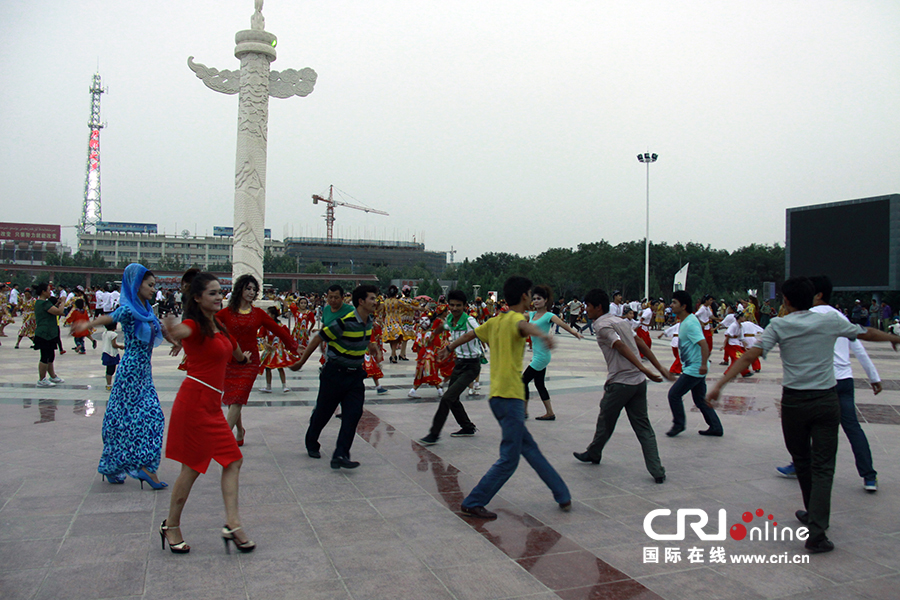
[637,152,658,302]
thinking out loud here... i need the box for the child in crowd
[66,298,95,354]
[100,322,122,391]
[364,311,388,395]
[408,313,446,399]
[658,322,682,375]
[259,306,296,393]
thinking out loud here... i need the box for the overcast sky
[2,1,899,262]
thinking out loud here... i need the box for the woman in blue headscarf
[75,263,169,488]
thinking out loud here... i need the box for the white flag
[673,263,689,292]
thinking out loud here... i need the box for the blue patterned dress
[98,306,164,478]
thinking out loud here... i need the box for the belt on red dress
[186,375,224,395]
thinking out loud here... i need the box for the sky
[2,1,899,263]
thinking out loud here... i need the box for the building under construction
[284,237,447,276]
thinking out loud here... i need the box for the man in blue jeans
[439,276,571,519]
[666,290,723,437]
[777,275,881,492]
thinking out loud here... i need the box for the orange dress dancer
[432,308,455,380]
[288,301,316,353]
[259,329,299,372]
[408,316,443,398]
[364,321,388,394]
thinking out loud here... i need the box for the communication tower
[79,73,107,234]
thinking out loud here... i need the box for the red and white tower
[79,72,106,234]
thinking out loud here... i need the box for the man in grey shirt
[708,277,900,554]
[573,288,673,483]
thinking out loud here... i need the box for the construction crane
[312,185,389,242]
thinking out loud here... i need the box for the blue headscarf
[119,263,164,347]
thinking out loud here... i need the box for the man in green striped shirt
[290,284,381,469]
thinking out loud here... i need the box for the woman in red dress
[159,272,256,554]
[216,275,297,446]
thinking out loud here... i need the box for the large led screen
[788,199,890,289]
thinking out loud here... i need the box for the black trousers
[305,363,366,459]
[780,387,840,543]
[429,359,479,437]
[522,366,550,401]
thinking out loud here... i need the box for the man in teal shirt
[666,290,722,437]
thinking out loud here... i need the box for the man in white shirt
[108,288,120,312]
[776,276,881,492]
[93,287,107,317]
[8,284,19,309]
[695,295,718,352]
[608,290,624,318]
[566,298,583,329]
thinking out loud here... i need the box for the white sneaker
[259,387,272,393]
[468,388,477,396]
[49,376,64,384]
[282,387,290,394]
[436,387,444,397]
[408,388,421,398]
[473,382,481,390]
[36,379,55,388]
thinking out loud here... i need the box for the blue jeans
[462,397,570,508]
[836,378,876,479]
[668,373,723,432]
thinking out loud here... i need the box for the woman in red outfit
[159,272,256,554]
[216,275,298,445]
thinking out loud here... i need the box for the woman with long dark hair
[75,264,168,488]
[160,272,255,554]
[216,274,297,445]
[523,285,582,420]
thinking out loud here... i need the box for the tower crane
[312,185,389,242]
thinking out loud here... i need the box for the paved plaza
[2,318,899,600]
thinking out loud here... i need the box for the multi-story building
[284,237,447,275]
[77,231,285,269]
[0,241,72,264]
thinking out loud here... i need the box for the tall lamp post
[637,152,658,301]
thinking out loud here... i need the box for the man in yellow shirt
[440,276,571,518]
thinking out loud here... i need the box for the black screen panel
[789,200,890,288]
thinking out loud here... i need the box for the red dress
[166,320,243,474]
[216,307,298,405]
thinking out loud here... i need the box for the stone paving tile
[0,568,47,600]
[0,538,61,571]
[34,560,147,600]
[243,579,351,600]
[342,565,455,600]
[432,559,553,600]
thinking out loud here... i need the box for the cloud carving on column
[187,57,240,95]
[269,68,318,98]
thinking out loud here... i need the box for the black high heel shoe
[222,524,256,554]
[159,520,190,554]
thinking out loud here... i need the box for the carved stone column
[188,1,317,291]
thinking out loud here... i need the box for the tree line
[7,240,898,310]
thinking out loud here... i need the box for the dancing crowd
[2,267,899,556]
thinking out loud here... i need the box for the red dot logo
[742,511,753,523]
[755,508,764,517]
[730,523,747,540]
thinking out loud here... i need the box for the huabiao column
[188,0,317,288]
